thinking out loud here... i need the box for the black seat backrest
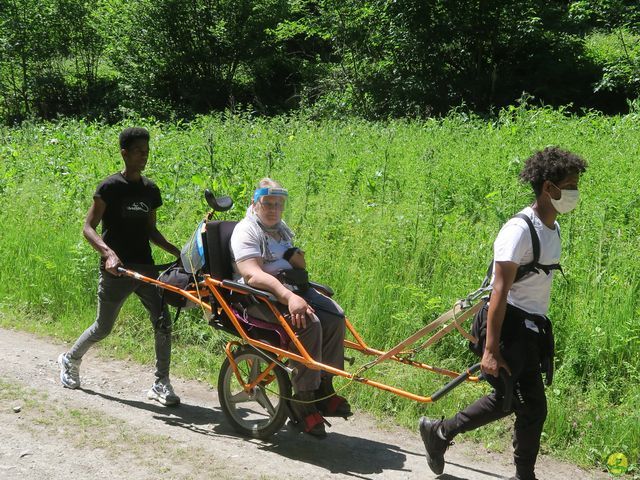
[203,221,238,280]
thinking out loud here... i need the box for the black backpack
[157,263,197,308]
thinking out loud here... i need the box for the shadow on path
[244,421,415,479]
[439,460,510,480]
[81,388,416,478]
[80,388,227,437]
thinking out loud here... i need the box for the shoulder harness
[481,213,563,288]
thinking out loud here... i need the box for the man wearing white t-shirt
[420,147,588,480]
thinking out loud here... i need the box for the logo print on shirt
[126,202,149,213]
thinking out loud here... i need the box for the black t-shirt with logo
[94,172,162,266]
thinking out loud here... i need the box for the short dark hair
[119,127,150,150]
[519,147,588,196]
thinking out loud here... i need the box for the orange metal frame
[119,268,482,404]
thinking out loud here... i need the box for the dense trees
[1,0,638,122]
[0,0,110,120]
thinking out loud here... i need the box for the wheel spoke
[254,387,277,415]
[248,357,262,382]
[229,390,252,404]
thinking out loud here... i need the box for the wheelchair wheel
[218,345,291,439]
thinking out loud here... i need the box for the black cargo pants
[441,303,548,480]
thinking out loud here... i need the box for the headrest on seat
[203,221,237,280]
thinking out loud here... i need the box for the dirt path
[0,327,610,480]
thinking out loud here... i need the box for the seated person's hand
[284,247,306,269]
[287,294,315,329]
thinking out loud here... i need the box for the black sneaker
[419,416,451,475]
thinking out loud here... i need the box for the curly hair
[119,127,150,150]
[519,147,588,196]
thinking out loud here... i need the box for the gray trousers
[247,288,345,393]
[68,267,172,380]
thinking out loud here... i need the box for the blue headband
[253,187,288,203]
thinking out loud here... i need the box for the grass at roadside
[0,107,638,474]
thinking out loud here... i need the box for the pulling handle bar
[480,367,514,412]
[496,368,513,413]
[431,363,481,401]
[430,363,513,412]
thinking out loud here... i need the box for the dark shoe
[315,376,353,418]
[509,474,538,480]
[289,391,327,438]
[419,416,451,475]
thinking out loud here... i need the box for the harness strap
[482,212,562,287]
[515,214,540,261]
[513,213,539,282]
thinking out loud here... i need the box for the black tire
[218,345,292,439]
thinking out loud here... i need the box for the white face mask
[549,184,579,214]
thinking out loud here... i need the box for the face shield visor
[253,187,288,209]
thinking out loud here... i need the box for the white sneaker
[58,353,81,389]
[147,378,180,406]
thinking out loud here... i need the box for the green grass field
[1,106,638,475]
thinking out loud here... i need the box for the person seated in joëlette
[229,177,351,438]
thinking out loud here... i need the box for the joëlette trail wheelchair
[118,191,508,440]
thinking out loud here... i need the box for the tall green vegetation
[0,107,638,471]
[1,0,639,122]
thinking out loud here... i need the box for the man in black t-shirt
[58,127,182,406]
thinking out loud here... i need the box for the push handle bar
[116,266,136,277]
[116,265,279,305]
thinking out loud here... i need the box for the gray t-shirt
[229,218,293,282]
